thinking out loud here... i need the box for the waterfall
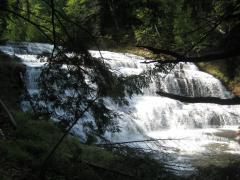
[1,42,240,165]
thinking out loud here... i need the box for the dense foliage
[0,0,238,49]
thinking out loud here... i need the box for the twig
[96,137,188,146]
[0,98,17,128]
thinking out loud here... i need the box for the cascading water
[1,42,240,170]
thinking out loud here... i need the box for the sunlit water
[1,42,240,172]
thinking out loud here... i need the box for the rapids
[1,42,240,171]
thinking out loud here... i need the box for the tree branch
[40,97,98,172]
[138,46,240,64]
[96,137,185,146]
[0,98,17,128]
[157,91,240,105]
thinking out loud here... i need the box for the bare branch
[0,98,17,128]
[96,137,187,146]
[138,46,240,64]
[157,91,240,105]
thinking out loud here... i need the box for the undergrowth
[0,112,177,180]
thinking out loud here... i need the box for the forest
[0,0,240,179]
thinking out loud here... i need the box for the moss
[109,46,157,59]
[197,61,240,96]
[197,61,229,83]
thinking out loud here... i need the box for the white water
[1,42,240,169]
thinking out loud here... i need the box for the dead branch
[0,98,17,128]
[96,137,187,146]
[157,91,240,105]
[138,45,240,64]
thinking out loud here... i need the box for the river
[1,42,240,172]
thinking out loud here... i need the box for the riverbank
[197,61,240,96]
[0,111,181,180]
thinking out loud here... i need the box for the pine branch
[40,97,98,173]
